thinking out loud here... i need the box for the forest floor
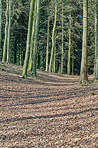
[0,62,98,148]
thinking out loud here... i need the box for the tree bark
[95,0,98,79]
[49,0,57,72]
[32,0,41,76]
[28,1,36,71]
[45,18,50,72]
[2,0,9,62]
[61,1,64,74]
[80,0,88,83]
[0,0,2,60]
[67,11,71,75]
[72,47,74,75]
[53,34,56,73]
[22,0,35,77]
[7,0,12,63]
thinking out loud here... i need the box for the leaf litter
[0,63,98,147]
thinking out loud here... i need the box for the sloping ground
[0,63,98,147]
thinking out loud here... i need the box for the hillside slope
[0,62,98,147]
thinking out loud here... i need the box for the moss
[18,78,21,81]
[82,83,85,86]
[90,92,95,95]
[0,64,6,67]
[94,79,98,82]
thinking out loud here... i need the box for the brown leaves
[0,64,98,147]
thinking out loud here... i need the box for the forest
[0,0,97,80]
[0,0,98,147]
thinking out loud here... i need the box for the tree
[0,0,96,77]
[22,0,41,77]
[22,0,35,77]
[7,0,13,63]
[80,0,88,83]
[67,11,72,75]
[32,0,41,76]
[95,0,98,79]
[28,1,36,71]
[61,0,64,74]
[45,17,50,72]
[49,0,58,72]
[2,0,12,63]
[2,0,9,62]
[0,0,2,60]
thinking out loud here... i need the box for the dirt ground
[0,62,98,148]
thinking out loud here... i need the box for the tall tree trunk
[28,1,36,71]
[67,11,71,75]
[72,47,74,75]
[39,50,43,69]
[2,0,9,62]
[20,0,25,66]
[80,0,88,83]
[20,19,23,66]
[49,0,57,72]
[20,33,23,65]
[53,34,56,73]
[61,1,64,74]
[95,0,98,79]
[7,0,12,63]
[32,0,41,76]
[22,0,35,77]
[14,36,17,64]
[45,18,50,72]
[17,36,20,65]
[0,0,2,60]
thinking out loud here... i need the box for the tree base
[79,80,89,85]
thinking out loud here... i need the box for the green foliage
[0,0,96,77]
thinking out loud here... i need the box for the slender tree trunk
[20,0,25,66]
[45,18,50,72]
[61,1,64,74]
[80,0,88,83]
[72,47,74,75]
[53,34,56,73]
[20,34,22,65]
[28,1,36,71]
[95,0,98,79]
[39,50,43,69]
[67,11,71,75]
[49,0,57,72]
[14,36,17,64]
[2,0,9,62]
[17,36,20,65]
[0,0,2,60]
[7,0,12,63]
[22,0,35,77]
[32,0,41,76]
[20,19,23,66]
